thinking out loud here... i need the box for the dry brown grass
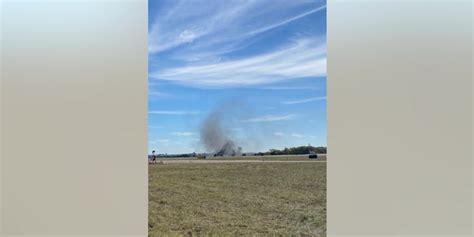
[149,162,326,236]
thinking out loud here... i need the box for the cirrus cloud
[151,39,326,88]
[282,96,326,105]
[243,114,297,123]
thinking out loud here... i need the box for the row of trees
[265,145,327,155]
[150,145,327,157]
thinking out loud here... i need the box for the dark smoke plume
[200,100,247,156]
[200,106,241,156]
[199,99,263,155]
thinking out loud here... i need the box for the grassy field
[149,162,326,236]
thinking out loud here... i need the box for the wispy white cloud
[171,6,327,62]
[291,133,305,138]
[149,110,201,115]
[149,1,326,56]
[172,132,196,136]
[149,1,326,88]
[274,132,285,137]
[148,91,174,99]
[282,96,326,105]
[244,114,296,123]
[148,81,175,99]
[243,5,326,38]
[149,0,253,54]
[149,126,164,129]
[261,86,320,90]
[151,39,326,88]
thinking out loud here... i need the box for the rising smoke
[200,105,242,156]
[199,99,264,156]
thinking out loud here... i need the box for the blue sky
[148,0,326,154]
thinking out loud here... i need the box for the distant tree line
[149,145,326,158]
[264,145,326,155]
[148,153,195,158]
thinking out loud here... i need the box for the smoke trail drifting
[200,106,240,156]
[199,99,263,155]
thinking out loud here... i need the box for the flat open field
[149,161,326,236]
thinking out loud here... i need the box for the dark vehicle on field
[308,153,318,159]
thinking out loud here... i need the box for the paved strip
[158,160,326,164]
